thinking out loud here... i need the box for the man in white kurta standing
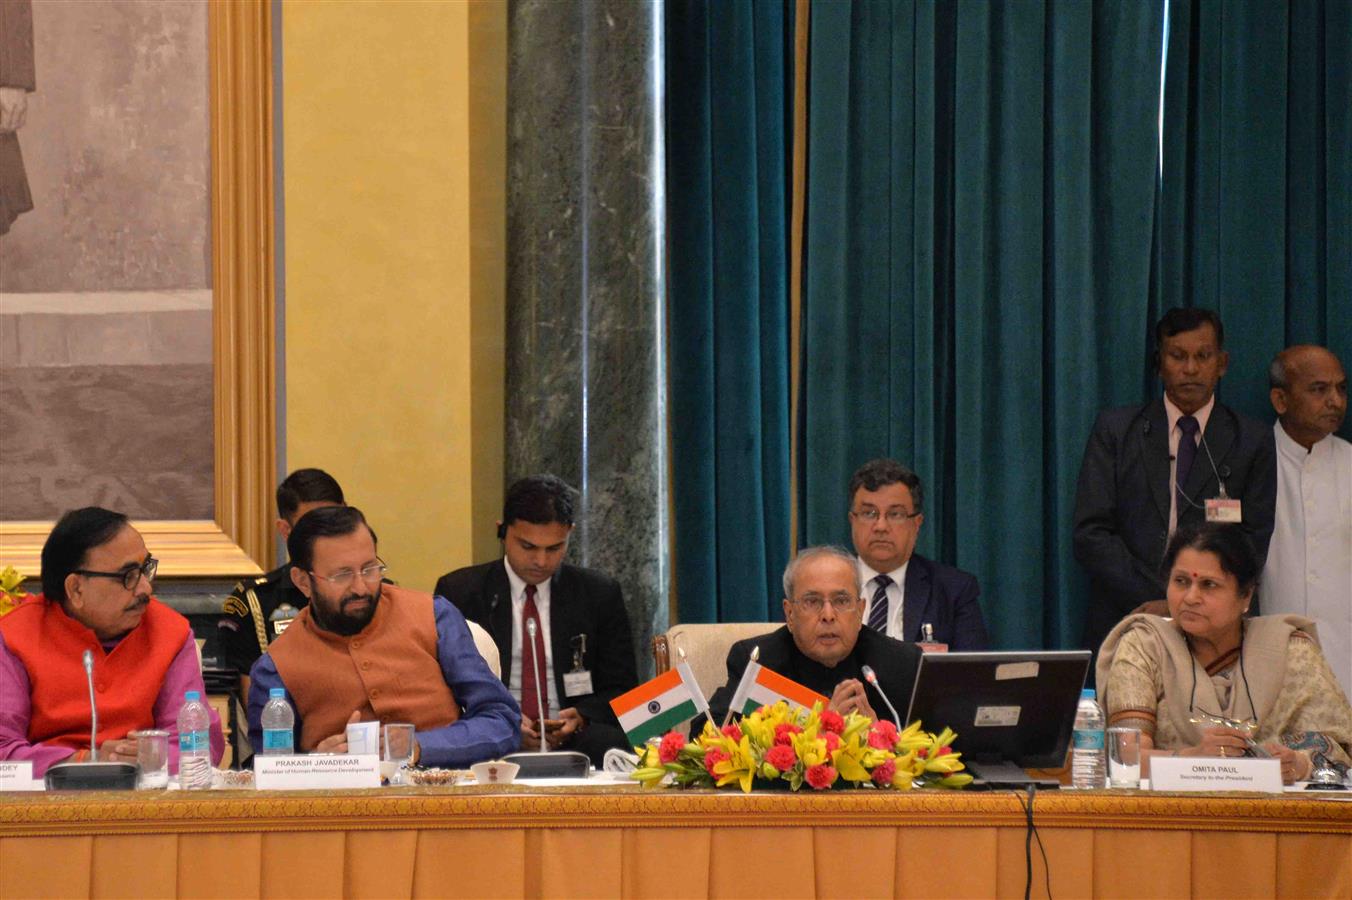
[1262,345,1352,697]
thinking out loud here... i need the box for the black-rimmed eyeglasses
[74,557,158,590]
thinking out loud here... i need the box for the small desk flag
[610,662,709,747]
[726,660,826,718]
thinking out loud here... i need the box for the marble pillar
[505,0,668,677]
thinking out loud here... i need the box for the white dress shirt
[857,558,910,641]
[1261,422,1352,698]
[1164,393,1216,537]
[504,559,561,719]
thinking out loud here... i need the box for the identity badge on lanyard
[1194,434,1241,523]
[562,634,594,697]
[1205,485,1242,523]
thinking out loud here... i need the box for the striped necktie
[867,574,892,633]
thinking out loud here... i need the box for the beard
[309,583,381,637]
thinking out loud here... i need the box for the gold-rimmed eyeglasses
[307,560,387,589]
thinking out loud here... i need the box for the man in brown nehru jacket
[245,506,519,766]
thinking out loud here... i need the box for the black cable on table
[1013,784,1052,899]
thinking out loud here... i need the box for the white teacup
[470,760,520,785]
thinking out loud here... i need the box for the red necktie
[520,584,547,722]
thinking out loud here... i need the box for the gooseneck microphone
[43,648,137,790]
[860,665,902,729]
[503,612,590,779]
[83,650,99,761]
[527,618,547,753]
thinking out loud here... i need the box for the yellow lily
[633,767,669,788]
[924,752,967,774]
[832,746,870,782]
[791,731,828,767]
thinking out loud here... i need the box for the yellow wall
[282,0,505,591]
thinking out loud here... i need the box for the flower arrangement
[0,566,28,618]
[633,701,973,793]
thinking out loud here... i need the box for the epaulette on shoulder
[222,596,249,618]
[254,575,269,585]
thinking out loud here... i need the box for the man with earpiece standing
[434,475,637,765]
[1073,308,1276,659]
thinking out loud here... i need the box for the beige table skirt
[2,786,1349,898]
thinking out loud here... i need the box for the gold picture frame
[0,1,275,579]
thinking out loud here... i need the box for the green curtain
[666,0,794,623]
[1158,0,1352,435]
[801,0,1165,649]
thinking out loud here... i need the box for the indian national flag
[727,661,826,718]
[610,662,709,746]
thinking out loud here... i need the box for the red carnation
[805,763,838,790]
[936,745,952,756]
[721,724,743,743]
[703,748,729,777]
[869,720,898,748]
[823,731,842,752]
[658,731,685,764]
[765,744,797,772]
[916,747,928,758]
[774,723,802,746]
[820,710,845,734]
[871,758,896,786]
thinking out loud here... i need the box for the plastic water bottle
[177,690,213,790]
[260,688,295,755]
[1071,688,1106,789]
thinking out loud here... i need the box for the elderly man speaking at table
[247,506,519,767]
[705,546,922,729]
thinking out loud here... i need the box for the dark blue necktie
[867,574,892,633]
[1176,415,1200,492]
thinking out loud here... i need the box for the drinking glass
[1107,726,1141,788]
[130,729,170,789]
[382,723,416,785]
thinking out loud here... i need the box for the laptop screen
[903,650,1090,770]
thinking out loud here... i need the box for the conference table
[2,783,1349,898]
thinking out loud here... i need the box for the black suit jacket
[1072,396,1276,651]
[700,626,922,734]
[892,554,989,650]
[434,560,638,762]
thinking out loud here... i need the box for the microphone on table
[43,649,138,790]
[84,650,99,760]
[860,665,902,729]
[529,619,547,754]
[504,617,590,779]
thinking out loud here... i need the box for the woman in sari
[1098,522,1352,784]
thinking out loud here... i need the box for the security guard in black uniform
[216,468,345,692]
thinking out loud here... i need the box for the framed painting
[0,0,274,577]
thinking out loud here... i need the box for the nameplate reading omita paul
[1149,756,1282,793]
[254,754,381,790]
